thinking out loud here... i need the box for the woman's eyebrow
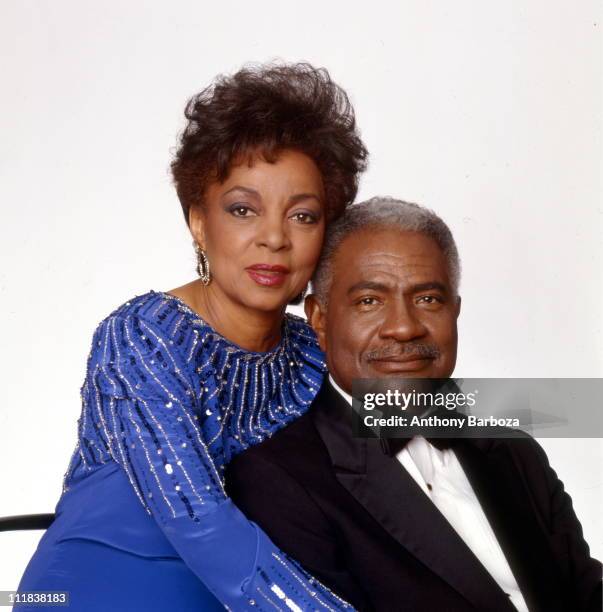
[221,187,322,205]
[222,185,260,197]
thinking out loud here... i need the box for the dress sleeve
[88,313,356,612]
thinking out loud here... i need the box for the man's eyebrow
[346,280,449,295]
[222,186,260,198]
[347,281,391,295]
[411,282,448,293]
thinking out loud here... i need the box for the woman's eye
[290,211,317,224]
[228,204,256,217]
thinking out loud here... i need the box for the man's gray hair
[311,196,461,304]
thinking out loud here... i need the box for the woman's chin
[239,291,296,314]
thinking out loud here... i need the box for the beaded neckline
[147,288,326,461]
[153,289,290,358]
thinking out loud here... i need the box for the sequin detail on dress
[61,291,353,611]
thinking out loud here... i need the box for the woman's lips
[246,264,290,287]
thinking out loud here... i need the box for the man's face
[306,228,461,394]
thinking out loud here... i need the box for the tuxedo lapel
[312,382,517,612]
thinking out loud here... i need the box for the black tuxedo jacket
[227,381,602,612]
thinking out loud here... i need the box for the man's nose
[255,214,291,252]
[378,299,427,342]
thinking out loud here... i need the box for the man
[227,197,602,611]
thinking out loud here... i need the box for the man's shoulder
[480,430,549,462]
[471,431,556,490]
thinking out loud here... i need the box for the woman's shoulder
[86,290,200,400]
[98,295,322,355]
[94,289,205,332]
[89,290,205,368]
[97,290,188,326]
[88,294,325,389]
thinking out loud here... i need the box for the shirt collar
[327,374,454,459]
[328,374,354,407]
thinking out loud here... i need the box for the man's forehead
[337,227,441,257]
[332,229,450,287]
[345,259,449,290]
[359,250,438,267]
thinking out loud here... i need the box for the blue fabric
[16,537,224,611]
[18,291,355,611]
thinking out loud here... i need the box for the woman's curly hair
[171,62,368,225]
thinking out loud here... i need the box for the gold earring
[195,243,211,285]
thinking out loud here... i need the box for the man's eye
[358,297,379,306]
[228,204,256,217]
[416,295,443,305]
[290,211,317,224]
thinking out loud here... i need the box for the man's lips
[368,356,435,372]
[245,264,290,287]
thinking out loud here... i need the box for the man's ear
[188,205,207,249]
[304,294,327,353]
[454,295,462,319]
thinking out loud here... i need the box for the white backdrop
[1,0,601,592]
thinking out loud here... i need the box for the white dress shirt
[328,375,529,612]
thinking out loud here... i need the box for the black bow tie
[380,435,457,457]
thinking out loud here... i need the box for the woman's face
[190,149,326,314]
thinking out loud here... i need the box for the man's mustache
[364,343,441,361]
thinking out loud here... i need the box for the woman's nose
[255,216,291,251]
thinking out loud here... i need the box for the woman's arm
[227,451,372,611]
[88,312,355,611]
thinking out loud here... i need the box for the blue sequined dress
[17,291,354,611]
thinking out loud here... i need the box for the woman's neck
[167,280,285,353]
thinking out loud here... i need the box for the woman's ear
[188,205,207,249]
[304,294,328,353]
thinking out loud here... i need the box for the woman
[17,63,368,610]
